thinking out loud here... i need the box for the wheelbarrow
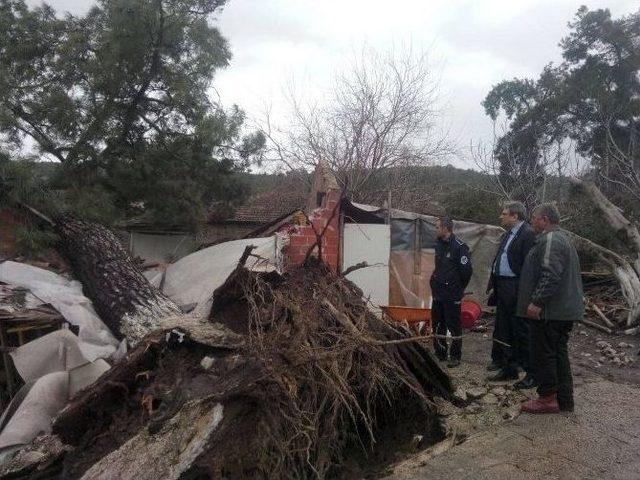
[380,306,431,336]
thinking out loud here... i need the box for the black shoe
[486,362,502,372]
[513,375,537,390]
[487,370,518,382]
[447,359,461,368]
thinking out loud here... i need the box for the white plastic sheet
[0,333,111,452]
[9,330,90,383]
[0,372,69,450]
[0,262,118,455]
[0,261,120,360]
[0,356,109,452]
[146,237,278,318]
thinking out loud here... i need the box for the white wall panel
[342,224,390,311]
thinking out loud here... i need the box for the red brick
[312,220,327,230]
[323,244,339,255]
[288,235,305,247]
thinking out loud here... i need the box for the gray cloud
[22,0,640,160]
[436,0,639,76]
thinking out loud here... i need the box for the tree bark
[570,178,640,253]
[569,178,640,325]
[55,216,182,345]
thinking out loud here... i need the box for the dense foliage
[483,7,640,217]
[0,0,264,226]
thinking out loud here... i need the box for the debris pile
[582,273,631,334]
[0,219,453,480]
[589,340,636,368]
[594,340,636,367]
[447,380,521,424]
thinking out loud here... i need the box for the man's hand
[526,303,542,319]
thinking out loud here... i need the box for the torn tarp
[0,261,120,360]
[0,262,119,458]
[0,331,111,452]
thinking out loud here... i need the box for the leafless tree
[260,46,451,198]
[598,118,640,205]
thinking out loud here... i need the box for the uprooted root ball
[53,260,451,479]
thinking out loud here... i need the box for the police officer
[430,216,473,368]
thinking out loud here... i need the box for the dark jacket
[430,234,473,302]
[517,228,585,321]
[487,222,536,291]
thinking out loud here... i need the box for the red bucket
[461,299,482,329]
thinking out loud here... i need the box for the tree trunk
[55,216,182,345]
[569,178,640,326]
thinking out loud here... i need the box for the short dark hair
[503,201,527,220]
[532,203,560,224]
[437,216,454,232]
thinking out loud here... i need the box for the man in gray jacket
[517,203,584,414]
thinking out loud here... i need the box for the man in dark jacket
[430,217,473,368]
[518,203,584,414]
[487,202,537,386]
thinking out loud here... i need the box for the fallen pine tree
[0,217,452,479]
[54,215,183,344]
[570,178,640,328]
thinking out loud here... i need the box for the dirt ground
[383,317,640,480]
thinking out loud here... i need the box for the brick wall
[281,189,341,273]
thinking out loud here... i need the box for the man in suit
[430,217,473,368]
[487,201,537,387]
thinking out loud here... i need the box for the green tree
[0,0,263,225]
[482,7,640,212]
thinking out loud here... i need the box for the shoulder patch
[460,256,469,265]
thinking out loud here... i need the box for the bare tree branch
[259,46,450,198]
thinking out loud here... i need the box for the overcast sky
[26,0,640,169]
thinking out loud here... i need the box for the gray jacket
[517,227,585,321]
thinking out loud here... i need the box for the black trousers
[432,299,462,360]
[531,320,574,406]
[490,278,531,375]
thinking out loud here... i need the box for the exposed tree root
[46,260,451,479]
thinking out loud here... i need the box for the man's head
[499,201,526,229]
[530,203,560,234]
[436,216,454,240]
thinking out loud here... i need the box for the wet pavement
[385,326,640,480]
